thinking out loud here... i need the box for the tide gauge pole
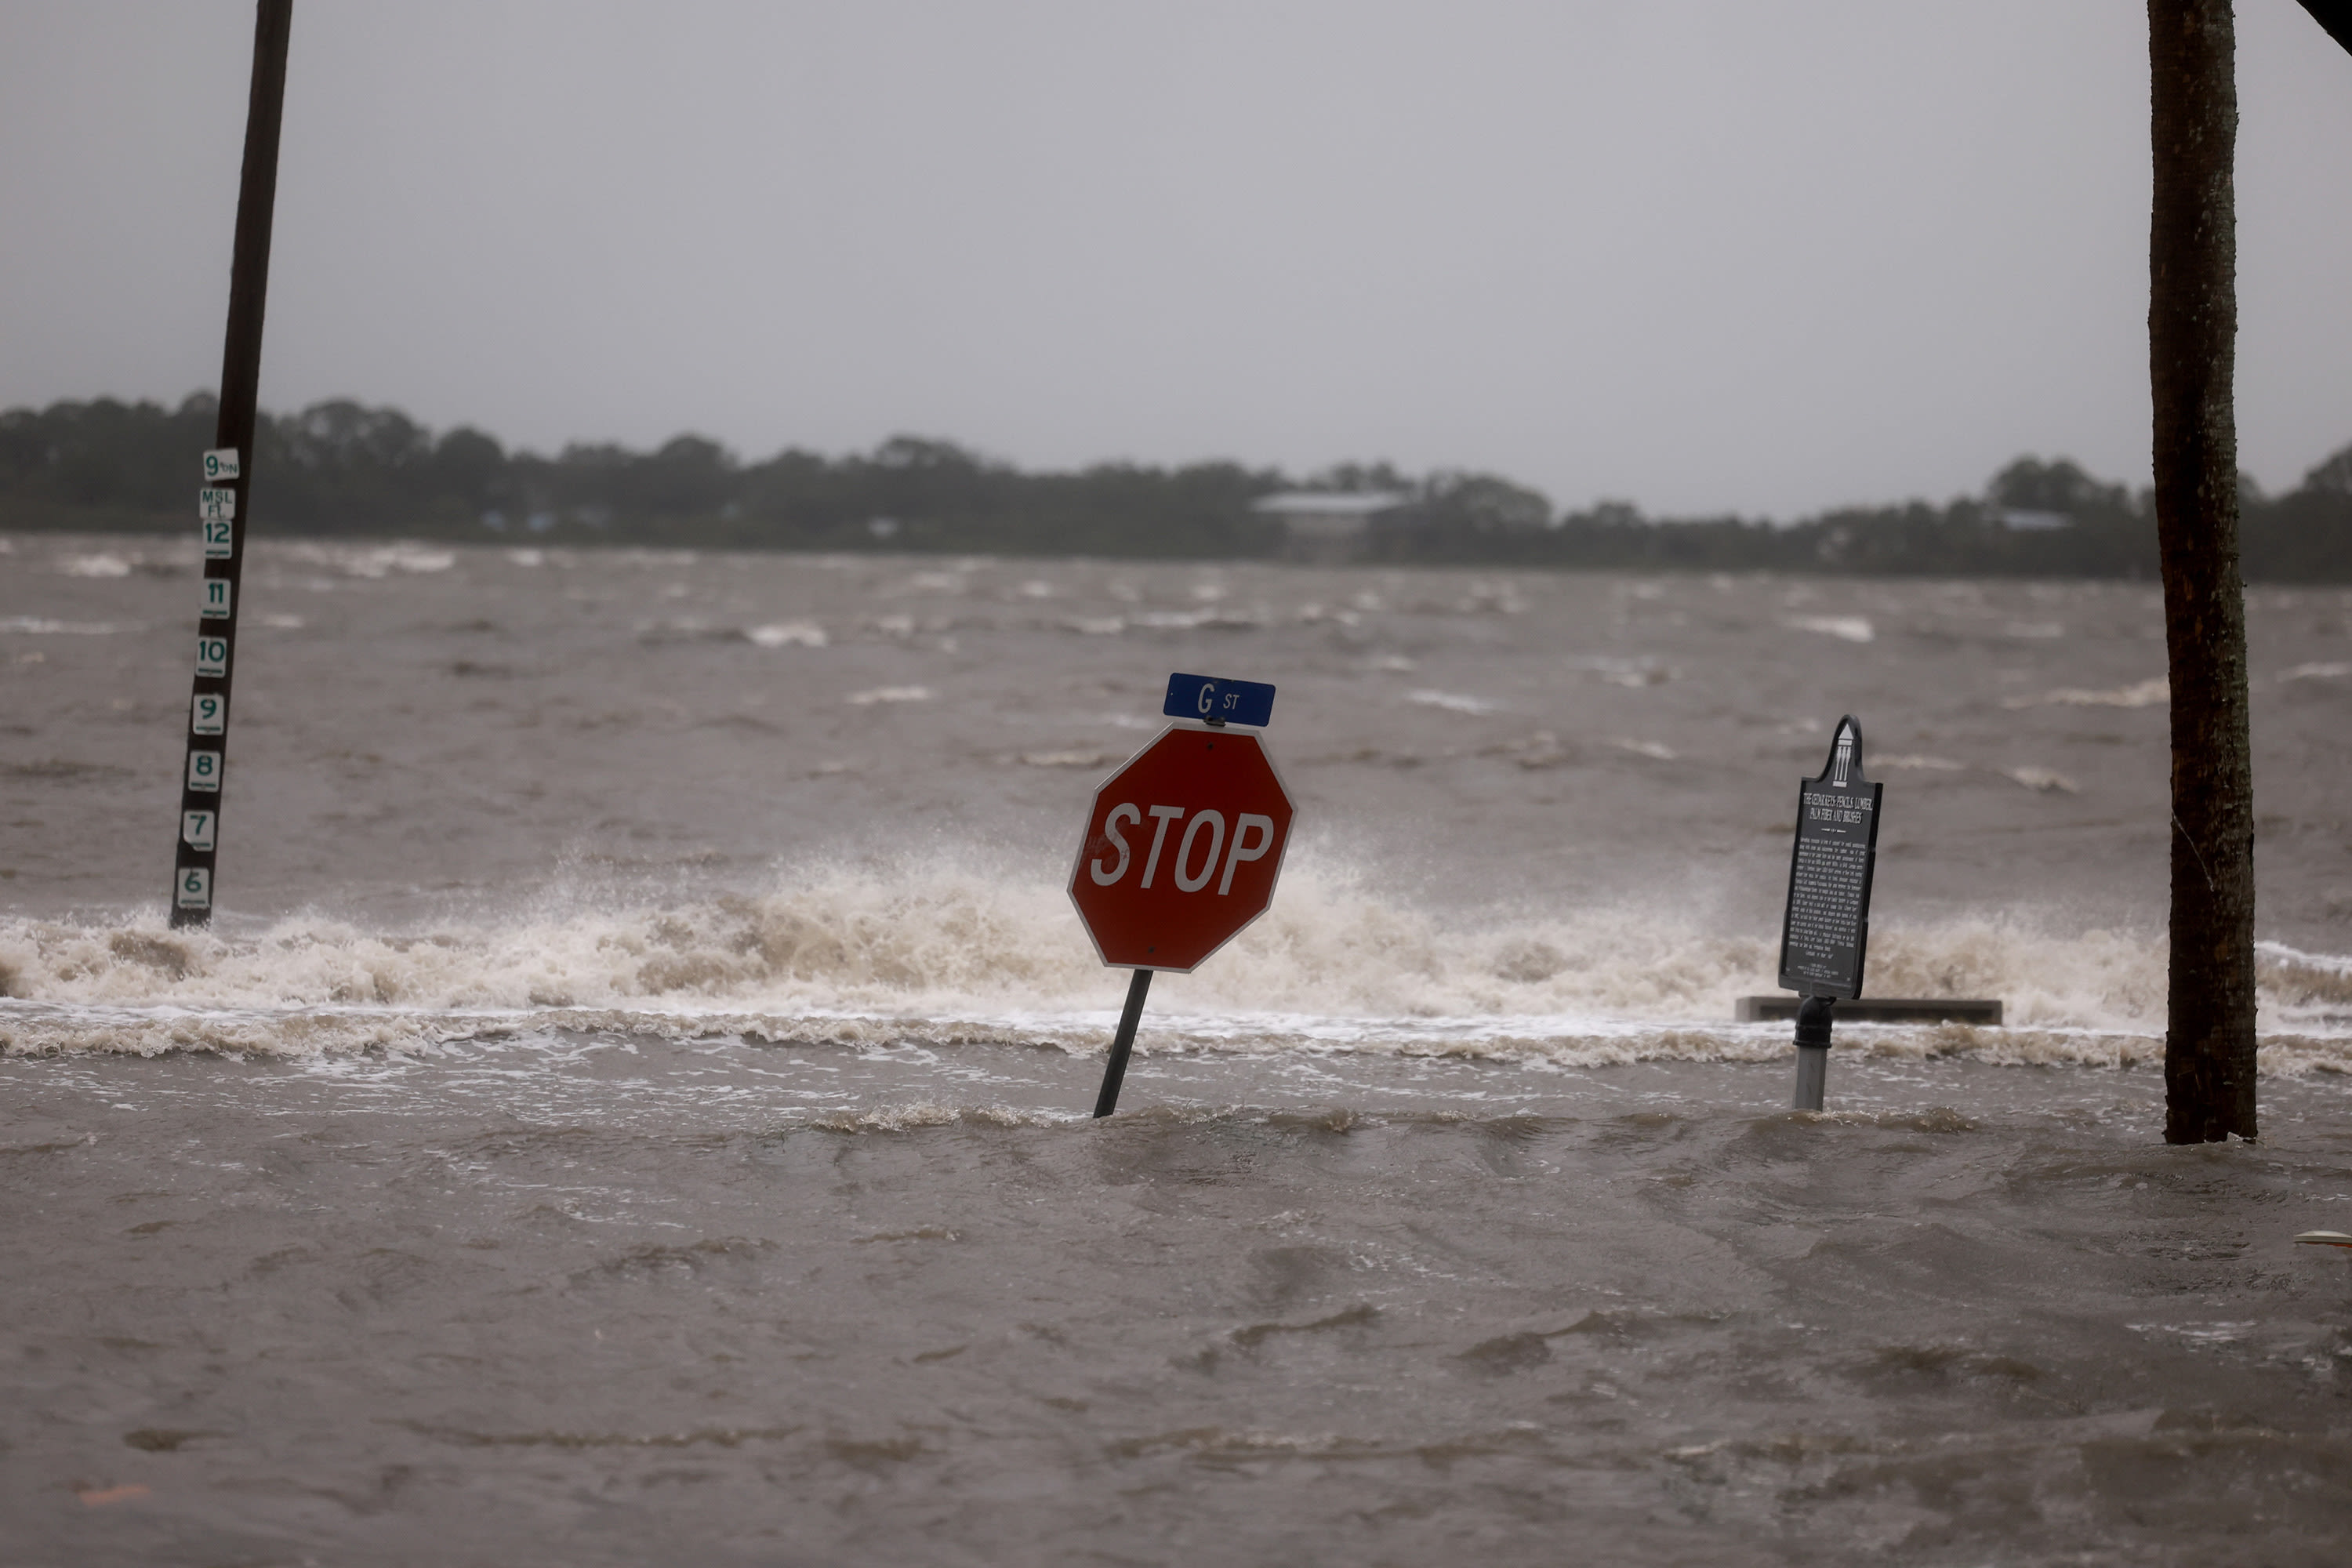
[170,0,292,927]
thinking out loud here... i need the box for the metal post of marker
[1792,994,1835,1111]
[169,0,292,928]
[1092,968,1155,1117]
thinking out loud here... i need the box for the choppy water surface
[5,533,2352,1562]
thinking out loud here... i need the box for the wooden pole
[2149,0,2255,1142]
[170,0,292,928]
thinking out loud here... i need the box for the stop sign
[1067,724,1296,971]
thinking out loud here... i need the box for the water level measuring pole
[170,0,292,929]
[1773,717,1882,1112]
[1071,673,1289,1117]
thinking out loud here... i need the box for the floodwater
[5,532,2351,1563]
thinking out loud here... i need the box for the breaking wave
[2,855,2346,1069]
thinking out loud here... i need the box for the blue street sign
[1163,672,1276,728]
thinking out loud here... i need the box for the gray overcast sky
[3,2,2347,517]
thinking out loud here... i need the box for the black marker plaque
[1776,716,1882,999]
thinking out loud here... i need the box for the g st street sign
[1163,672,1276,728]
[1068,723,1296,971]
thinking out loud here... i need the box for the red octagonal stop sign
[1067,724,1296,971]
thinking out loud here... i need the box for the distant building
[1998,508,2074,532]
[1250,491,1410,560]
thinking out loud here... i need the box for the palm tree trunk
[2149,0,2256,1142]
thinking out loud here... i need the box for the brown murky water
[5,532,2351,1561]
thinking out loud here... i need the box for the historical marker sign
[1068,724,1295,972]
[1776,716,1882,999]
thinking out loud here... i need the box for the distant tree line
[5,392,2350,579]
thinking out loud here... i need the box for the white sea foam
[278,542,458,578]
[0,616,125,634]
[4,857,2344,1069]
[2005,677,2169,710]
[1406,690,1501,716]
[748,620,828,648]
[1784,615,1874,643]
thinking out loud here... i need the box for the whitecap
[749,621,828,648]
[1784,615,1875,644]
[1406,690,1501,716]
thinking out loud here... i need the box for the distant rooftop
[1250,490,1411,519]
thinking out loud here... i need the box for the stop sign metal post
[1069,673,1294,1116]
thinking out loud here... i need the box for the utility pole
[2148,1,2253,1141]
[171,0,292,929]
